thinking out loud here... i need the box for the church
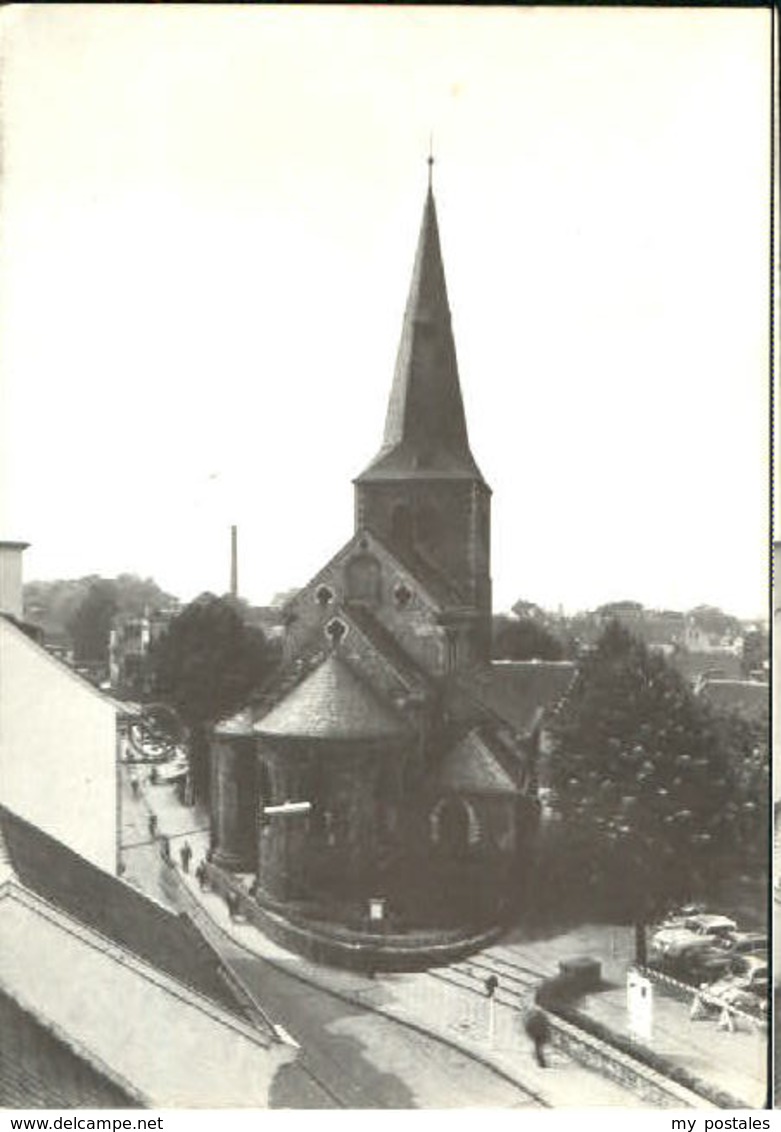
[209,170,574,937]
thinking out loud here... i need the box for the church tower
[354,169,492,665]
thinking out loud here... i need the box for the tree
[492,615,565,661]
[150,593,274,801]
[68,580,119,665]
[25,573,178,647]
[687,605,741,640]
[547,621,736,953]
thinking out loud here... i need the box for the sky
[0,5,771,619]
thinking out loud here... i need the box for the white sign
[627,970,653,1041]
[369,898,385,922]
[263,800,312,816]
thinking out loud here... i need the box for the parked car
[679,913,737,938]
[712,930,767,956]
[701,955,769,1018]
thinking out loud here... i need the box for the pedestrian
[148,813,158,839]
[180,840,192,874]
[130,772,140,799]
[226,890,239,922]
[523,1006,551,1068]
[161,835,171,862]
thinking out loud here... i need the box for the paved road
[119,773,538,1109]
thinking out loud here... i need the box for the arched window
[344,553,382,605]
[429,797,481,856]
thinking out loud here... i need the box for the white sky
[0,5,771,618]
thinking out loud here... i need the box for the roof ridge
[6,880,270,1042]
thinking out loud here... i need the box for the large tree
[26,573,178,650]
[68,579,119,665]
[150,593,274,800]
[547,621,737,955]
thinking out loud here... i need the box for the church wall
[210,737,257,871]
[255,737,409,903]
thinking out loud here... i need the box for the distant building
[0,806,291,1107]
[109,607,179,696]
[0,543,122,873]
[209,176,575,935]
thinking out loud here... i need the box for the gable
[280,529,452,677]
[0,895,291,1107]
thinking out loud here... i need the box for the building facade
[0,543,122,873]
[209,179,573,931]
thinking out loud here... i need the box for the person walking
[523,1006,552,1068]
[148,813,158,839]
[180,840,192,874]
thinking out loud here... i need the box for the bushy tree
[68,580,118,664]
[547,621,736,950]
[150,593,274,800]
[26,573,178,649]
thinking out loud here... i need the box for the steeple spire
[357,174,485,484]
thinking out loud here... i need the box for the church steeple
[357,180,485,484]
[353,174,492,665]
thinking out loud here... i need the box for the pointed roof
[437,729,518,796]
[255,654,409,741]
[357,183,486,483]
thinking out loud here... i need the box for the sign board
[627,970,653,1041]
[369,898,386,922]
[263,800,312,816]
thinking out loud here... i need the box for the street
[120,770,539,1109]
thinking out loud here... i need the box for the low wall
[203,862,503,972]
[535,968,733,1109]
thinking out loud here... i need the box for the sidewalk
[129,770,765,1109]
[493,925,767,1108]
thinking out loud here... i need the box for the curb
[172,863,552,1108]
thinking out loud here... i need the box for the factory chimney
[230,525,238,600]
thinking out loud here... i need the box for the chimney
[230,525,238,600]
[0,541,30,620]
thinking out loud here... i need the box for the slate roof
[465,660,577,735]
[255,654,410,740]
[356,185,486,485]
[341,601,430,692]
[0,805,245,1018]
[698,679,769,727]
[437,728,519,795]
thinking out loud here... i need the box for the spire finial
[427,135,434,190]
